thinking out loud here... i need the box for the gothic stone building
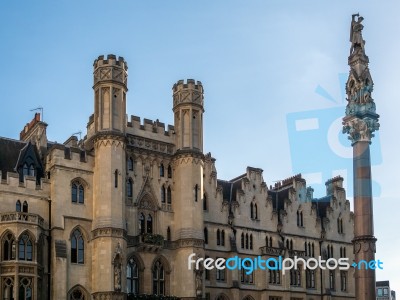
[0,55,355,300]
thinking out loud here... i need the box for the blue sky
[1,0,399,290]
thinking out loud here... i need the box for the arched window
[159,164,165,177]
[167,187,172,204]
[139,214,145,234]
[254,203,258,219]
[241,233,244,249]
[16,200,21,212]
[203,194,207,210]
[19,277,32,300]
[290,240,293,250]
[147,215,153,234]
[204,227,208,244]
[312,243,315,257]
[241,260,254,284]
[152,260,165,295]
[194,184,198,202]
[3,233,16,260]
[300,211,304,226]
[216,229,220,246]
[18,234,33,261]
[245,234,249,249]
[250,203,254,219]
[126,178,133,197]
[2,278,14,300]
[69,286,86,300]
[250,234,253,250]
[22,201,28,213]
[29,165,35,176]
[71,181,84,204]
[23,163,29,176]
[71,229,84,264]
[286,240,289,249]
[290,267,301,286]
[329,270,335,289]
[127,157,134,171]
[338,218,344,234]
[127,257,139,295]
[221,230,225,246]
[161,186,166,203]
[340,271,347,291]
[167,227,171,241]
[167,165,172,178]
[114,169,119,188]
[306,269,316,288]
[269,269,281,285]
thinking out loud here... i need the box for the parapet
[127,115,175,136]
[93,54,128,88]
[173,79,204,93]
[93,54,128,71]
[325,175,344,186]
[0,170,50,192]
[273,173,303,189]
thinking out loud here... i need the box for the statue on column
[193,253,203,298]
[113,243,122,292]
[114,261,122,292]
[350,14,365,54]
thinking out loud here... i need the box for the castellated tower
[172,79,205,299]
[91,54,127,299]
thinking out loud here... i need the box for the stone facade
[0,54,356,300]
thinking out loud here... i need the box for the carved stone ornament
[342,116,379,145]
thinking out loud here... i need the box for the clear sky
[1,0,399,290]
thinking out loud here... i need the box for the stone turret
[91,54,127,299]
[93,54,128,134]
[172,79,204,152]
[171,79,205,299]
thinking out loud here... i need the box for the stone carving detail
[1,266,15,274]
[127,134,174,155]
[343,116,379,144]
[350,14,365,55]
[135,176,159,211]
[353,237,376,254]
[18,266,34,274]
[343,14,379,145]
[92,228,124,240]
[113,243,122,292]
[92,292,125,300]
[192,253,204,297]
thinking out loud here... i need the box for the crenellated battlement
[273,173,303,189]
[47,143,90,164]
[173,79,203,93]
[325,175,344,186]
[127,115,175,136]
[0,170,50,191]
[93,54,128,88]
[93,54,128,71]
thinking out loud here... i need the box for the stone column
[343,14,380,300]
